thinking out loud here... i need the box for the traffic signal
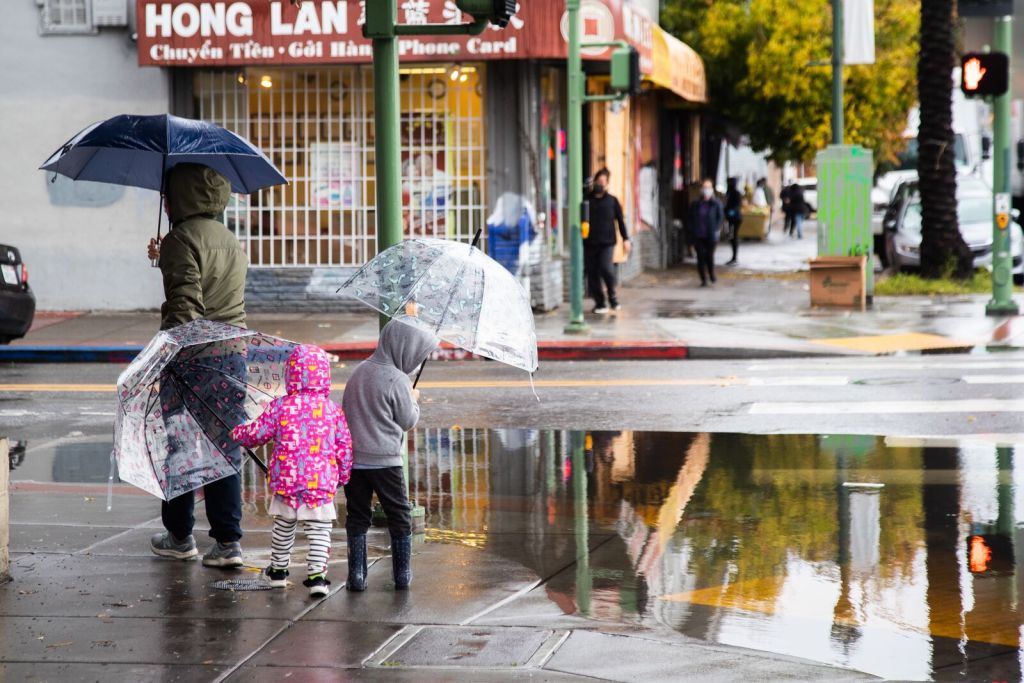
[455,0,517,28]
[610,47,641,96]
[961,52,1009,97]
[958,0,1013,17]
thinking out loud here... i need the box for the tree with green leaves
[661,0,919,166]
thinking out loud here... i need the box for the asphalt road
[3,352,1024,445]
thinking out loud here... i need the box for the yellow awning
[649,25,707,103]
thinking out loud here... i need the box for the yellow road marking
[0,377,750,393]
[812,332,971,353]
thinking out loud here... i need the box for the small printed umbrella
[114,319,297,501]
[40,113,287,260]
[338,236,538,376]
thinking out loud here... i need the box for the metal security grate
[211,578,275,592]
[194,65,487,268]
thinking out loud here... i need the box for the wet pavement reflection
[10,428,1024,679]
[406,429,1024,681]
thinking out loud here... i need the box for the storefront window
[194,64,487,268]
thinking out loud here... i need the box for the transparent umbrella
[338,237,538,374]
[113,319,297,501]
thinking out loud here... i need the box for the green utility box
[815,144,874,298]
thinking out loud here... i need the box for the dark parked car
[0,244,35,343]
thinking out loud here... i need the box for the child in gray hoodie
[341,317,438,591]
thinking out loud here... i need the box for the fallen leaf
[45,641,73,649]
[967,415,977,423]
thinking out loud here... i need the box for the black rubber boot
[391,534,412,590]
[346,534,367,592]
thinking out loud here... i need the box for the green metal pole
[986,15,1018,316]
[831,0,844,145]
[367,0,425,531]
[564,0,589,333]
[572,431,591,614]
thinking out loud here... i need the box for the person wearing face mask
[584,168,631,314]
[688,179,724,287]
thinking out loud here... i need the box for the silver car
[882,178,1024,282]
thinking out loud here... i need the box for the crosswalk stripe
[962,374,1024,384]
[750,399,1024,415]
[749,360,1024,372]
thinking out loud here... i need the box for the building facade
[6,0,706,312]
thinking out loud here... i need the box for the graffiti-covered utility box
[816,145,874,299]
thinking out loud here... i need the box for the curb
[0,341,690,363]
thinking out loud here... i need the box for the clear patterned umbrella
[338,237,538,374]
[113,319,297,501]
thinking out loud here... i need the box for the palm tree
[918,0,972,279]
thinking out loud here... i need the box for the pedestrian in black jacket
[584,168,631,314]
[724,177,743,265]
[688,178,724,286]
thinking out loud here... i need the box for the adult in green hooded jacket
[153,162,247,330]
[148,162,248,569]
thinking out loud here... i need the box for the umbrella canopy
[40,114,286,194]
[114,319,297,501]
[338,238,538,373]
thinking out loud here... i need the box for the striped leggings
[271,517,332,575]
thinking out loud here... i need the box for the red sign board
[136,0,653,71]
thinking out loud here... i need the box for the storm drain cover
[381,626,554,668]
[211,578,274,592]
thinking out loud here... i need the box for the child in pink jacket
[231,344,352,598]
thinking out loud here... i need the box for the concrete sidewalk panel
[229,666,593,682]
[374,626,554,668]
[0,615,287,665]
[307,541,540,625]
[543,630,875,682]
[248,621,402,669]
[0,555,313,621]
[10,524,130,554]
[1,663,228,681]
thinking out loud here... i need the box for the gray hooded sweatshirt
[342,319,438,467]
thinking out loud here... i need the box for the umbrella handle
[412,360,426,389]
[245,447,269,474]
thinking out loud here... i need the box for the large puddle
[10,428,1024,679]
[405,429,1024,681]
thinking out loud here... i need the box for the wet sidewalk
[8,221,1024,361]
[1,430,890,682]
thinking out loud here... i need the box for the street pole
[564,0,589,333]
[986,15,1018,315]
[831,0,844,145]
[363,1,500,531]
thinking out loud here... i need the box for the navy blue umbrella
[40,113,286,194]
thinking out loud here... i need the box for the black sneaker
[264,566,289,588]
[303,573,331,599]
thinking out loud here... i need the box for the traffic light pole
[564,0,588,333]
[986,15,1018,316]
[364,1,506,530]
[831,0,844,144]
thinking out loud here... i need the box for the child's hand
[411,388,420,402]
[147,237,161,261]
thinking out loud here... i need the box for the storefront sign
[136,0,663,72]
[137,0,560,66]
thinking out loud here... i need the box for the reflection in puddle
[401,429,1024,681]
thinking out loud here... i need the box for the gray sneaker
[150,531,198,560]
[202,541,243,568]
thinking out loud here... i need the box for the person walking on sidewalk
[688,178,724,287]
[724,177,743,265]
[788,181,808,239]
[342,319,438,592]
[147,163,250,568]
[583,168,631,314]
[232,344,352,599]
[780,180,795,236]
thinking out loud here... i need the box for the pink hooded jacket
[231,344,352,509]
